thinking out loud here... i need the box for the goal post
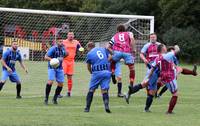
[0,7,154,60]
[0,7,154,95]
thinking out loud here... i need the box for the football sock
[145,94,154,111]
[181,68,195,75]
[45,84,52,100]
[158,85,168,96]
[155,84,161,97]
[128,65,135,85]
[16,84,21,96]
[130,84,143,94]
[68,79,72,93]
[168,96,178,113]
[117,82,122,94]
[0,82,5,91]
[85,91,94,109]
[54,86,63,100]
[110,61,116,73]
[102,93,109,109]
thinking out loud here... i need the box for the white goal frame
[0,7,154,33]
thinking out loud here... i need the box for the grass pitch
[0,61,199,126]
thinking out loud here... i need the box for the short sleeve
[164,51,176,62]
[46,47,55,58]
[86,53,91,64]
[62,47,67,57]
[2,51,9,60]
[18,53,22,62]
[104,48,110,58]
[141,43,150,54]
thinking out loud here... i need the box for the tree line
[0,0,199,63]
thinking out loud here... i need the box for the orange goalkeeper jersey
[62,39,80,61]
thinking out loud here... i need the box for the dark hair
[167,46,175,52]
[150,32,156,36]
[86,41,95,48]
[157,44,165,53]
[117,24,126,32]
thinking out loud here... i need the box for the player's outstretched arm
[1,59,12,73]
[19,61,28,73]
[87,63,92,74]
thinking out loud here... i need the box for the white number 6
[97,51,104,59]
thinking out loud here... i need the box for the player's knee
[148,90,156,96]
[128,64,135,70]
[101,89,108,94]
[67,75,72,80]
[116,76,122,82]
[141,81,148,88]
[89,89,95,93]
[47,80,53,85]
[16,82,21,85]
[0,81,5,84]
[57,83,63,87]
[172,91,178,96]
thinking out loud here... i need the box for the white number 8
[97,51,104,59]
[119,33,125,42]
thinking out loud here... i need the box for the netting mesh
[0,10,152,61]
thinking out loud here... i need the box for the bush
[162,26,200,63]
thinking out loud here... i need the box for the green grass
[0,62,199,126]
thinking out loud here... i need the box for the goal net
[0,7,154,96]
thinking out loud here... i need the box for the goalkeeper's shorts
[62,60,74,75]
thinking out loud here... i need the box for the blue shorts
[112,51,134,64]
[114,62,121,77]
[147,68,160,90]
[1,70,20,83]
[48,69,64,83]
[165,79,178,94]
[89,71,111,90]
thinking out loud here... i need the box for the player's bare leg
[84,90,95,112]
[44,80,53,105]
[52,83,63,104]
[176,65,198,76]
